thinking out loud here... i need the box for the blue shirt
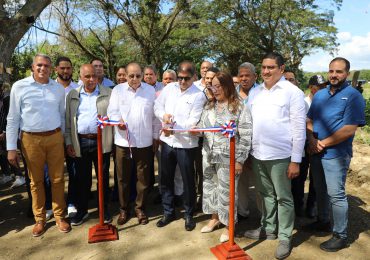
[6,76,65,150]
[77,86,99,134]
[307,82,366,159]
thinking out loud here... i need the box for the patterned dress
[199,100,252,225]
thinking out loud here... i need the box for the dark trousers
[160,143,196,217]
[291,155,316,210]
[195,137,203,199]
[75,138,110,214]
[115,145,152,212]
[66,156,77,206]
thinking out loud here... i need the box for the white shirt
[247,77,306,163]
[107,82,160,148]
[154,82,206,148]
[55,79,78,96]
[193,79,205,91]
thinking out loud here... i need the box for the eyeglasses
[178,76,192,81]
[128,74,142,79]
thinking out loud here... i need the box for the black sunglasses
[178,76,192,81]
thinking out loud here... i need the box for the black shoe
[303,220,331,232]
[156,214,175,228]
[320,233,348,252]
[71,211,89,226]
[184,216,196,231]
[237,213,249,221]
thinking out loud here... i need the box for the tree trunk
[0,0,51,71]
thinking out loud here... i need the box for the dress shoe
[201,220,221,233]
[32,221,46,237]
[71,212,89,226]
[56,218,71,233]
[117,210,129,225]
[184,216,196,231]
[156,214,175,228]
[303,220,331,232]
[244,226,277,240]
[320,233,348,252]
[275,240,291,259]
[136,209,149,225]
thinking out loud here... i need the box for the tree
[0,0,51,75]
[98,0,193,72]
[204,0,342,75]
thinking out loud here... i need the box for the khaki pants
[21,131,66,222]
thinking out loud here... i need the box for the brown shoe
[117,210,129,225]
[136,209,149,225]
[56,218,71,233]
[32,221,46,237]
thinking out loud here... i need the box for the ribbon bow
[220,121,237,138]
[97,115,121,129]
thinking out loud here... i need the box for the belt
[22,127,61,136]
[78,133,97,139]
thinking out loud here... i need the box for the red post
[228,136,236,246]
[210,121,252,259]
[97,126,104,226]
[88,122,119,243]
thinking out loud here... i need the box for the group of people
[1,51,366,260]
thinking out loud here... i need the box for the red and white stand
[88,125,119,243]
[210,135,252,259]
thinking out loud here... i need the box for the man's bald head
[79,64,98,92]
[126,62,143,90]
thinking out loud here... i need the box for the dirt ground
[0,142,369,260]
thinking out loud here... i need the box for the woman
[197,72,252,242]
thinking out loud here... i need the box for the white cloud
[337,32,352,42]
[302,32,370,72]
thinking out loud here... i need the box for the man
[55,56,79,217]
[307,57,365,252]
[292,75,327,218]
[144,65,163,93]
[204,67,219,88]
[78,59,115,88]
[232,76,240,88]
[284,70,299,86]
[162,69,177,87]
[65,64,113,226]
[154,61,206,231]
[7,54,70,236]
[194,60,212,90]
[235,62,259,220]
[116,66,127,84]
[236,62,258,104]
[108,62,160,226]
[245,53,306,259]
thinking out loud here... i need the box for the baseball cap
[308,75,326,86]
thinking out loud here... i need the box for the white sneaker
[46,209,53,221]
[11,176,26,188]
[68,205,77,218]
[0,175,13,185]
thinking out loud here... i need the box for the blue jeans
[310,154,351,239]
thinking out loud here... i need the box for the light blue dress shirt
[77,86,99,134]
[6,76,65,150]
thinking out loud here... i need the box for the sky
[301,0,370,72]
